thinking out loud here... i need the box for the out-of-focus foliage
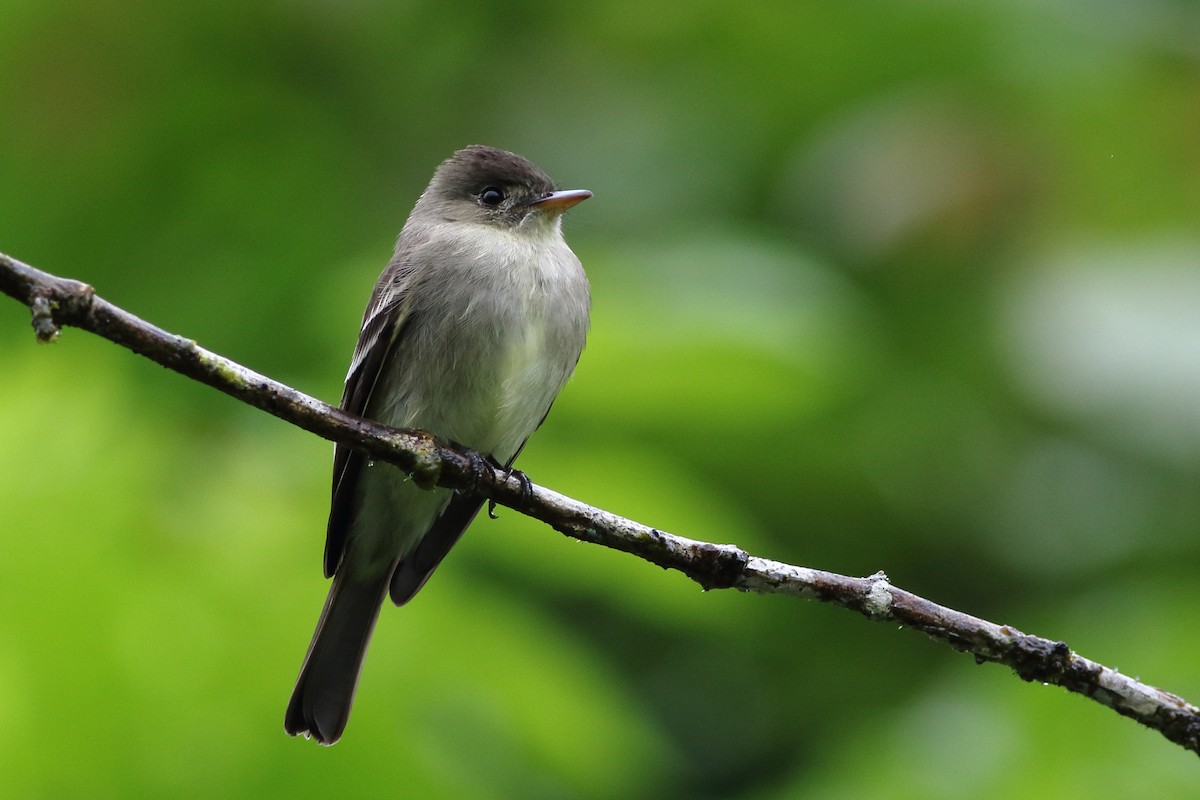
[2,1,1199,796]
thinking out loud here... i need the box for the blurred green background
[2,1,1200,797]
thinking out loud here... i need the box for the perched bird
[285,145,591,744]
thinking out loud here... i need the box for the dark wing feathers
[324,274,411,578]
[387,428,539,605]
[388,493,487,605]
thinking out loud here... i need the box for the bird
[284,145,591,744]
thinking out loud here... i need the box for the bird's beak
[530,189,592,213]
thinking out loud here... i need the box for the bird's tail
[284,565,392,745]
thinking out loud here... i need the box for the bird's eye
[479,187,505,206]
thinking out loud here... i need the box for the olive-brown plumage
[284,146,590,744]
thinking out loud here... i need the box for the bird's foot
[459,450,494,497]
[487,461,533,519]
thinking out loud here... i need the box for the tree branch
[3,250,1198,756]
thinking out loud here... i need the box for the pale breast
[371,223,589,462]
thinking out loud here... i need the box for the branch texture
[3,251,1198,756]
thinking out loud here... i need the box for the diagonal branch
[3,250,1198,756]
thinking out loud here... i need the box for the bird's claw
[487,462,533,519]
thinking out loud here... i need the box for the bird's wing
[387,491,487,605]
[387,403,555,605]
[324,265,414,578]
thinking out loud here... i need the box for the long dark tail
[284,566,392,745]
